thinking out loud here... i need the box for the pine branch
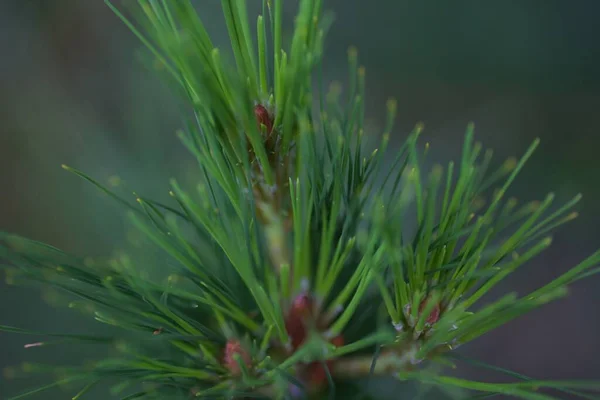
[2,1,600,399]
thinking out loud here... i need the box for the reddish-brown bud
[307,361,328,388]
[330,334,344,348]
[222,339,252,376]
[254,104,273,135]
[285,293,315,349]
[285,312,307,350]
[291,293,313,317]
[305,334,345,388]
[418,299,441,325]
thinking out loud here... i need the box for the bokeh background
[1,0,599,398]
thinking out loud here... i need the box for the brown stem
[258,201,293,274]
[331,346,418,380]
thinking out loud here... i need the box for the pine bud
[418,299,440,325]
[305,335,345,388]
[254,104,273,135]
[284,293,315,349]
[222,339,252,376]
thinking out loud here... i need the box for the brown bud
[223,339,252,376]
[305,335,344,389]
[254,104,273,135]
[284,293,315,349]
[418,299,441,325]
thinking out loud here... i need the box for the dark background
[1,0,599,398]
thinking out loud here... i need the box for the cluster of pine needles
[2,1,600,399]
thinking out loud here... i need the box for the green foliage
[2,1,600,399]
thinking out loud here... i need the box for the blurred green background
[1,0,599,398]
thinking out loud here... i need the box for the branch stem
[331,346,418,379]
